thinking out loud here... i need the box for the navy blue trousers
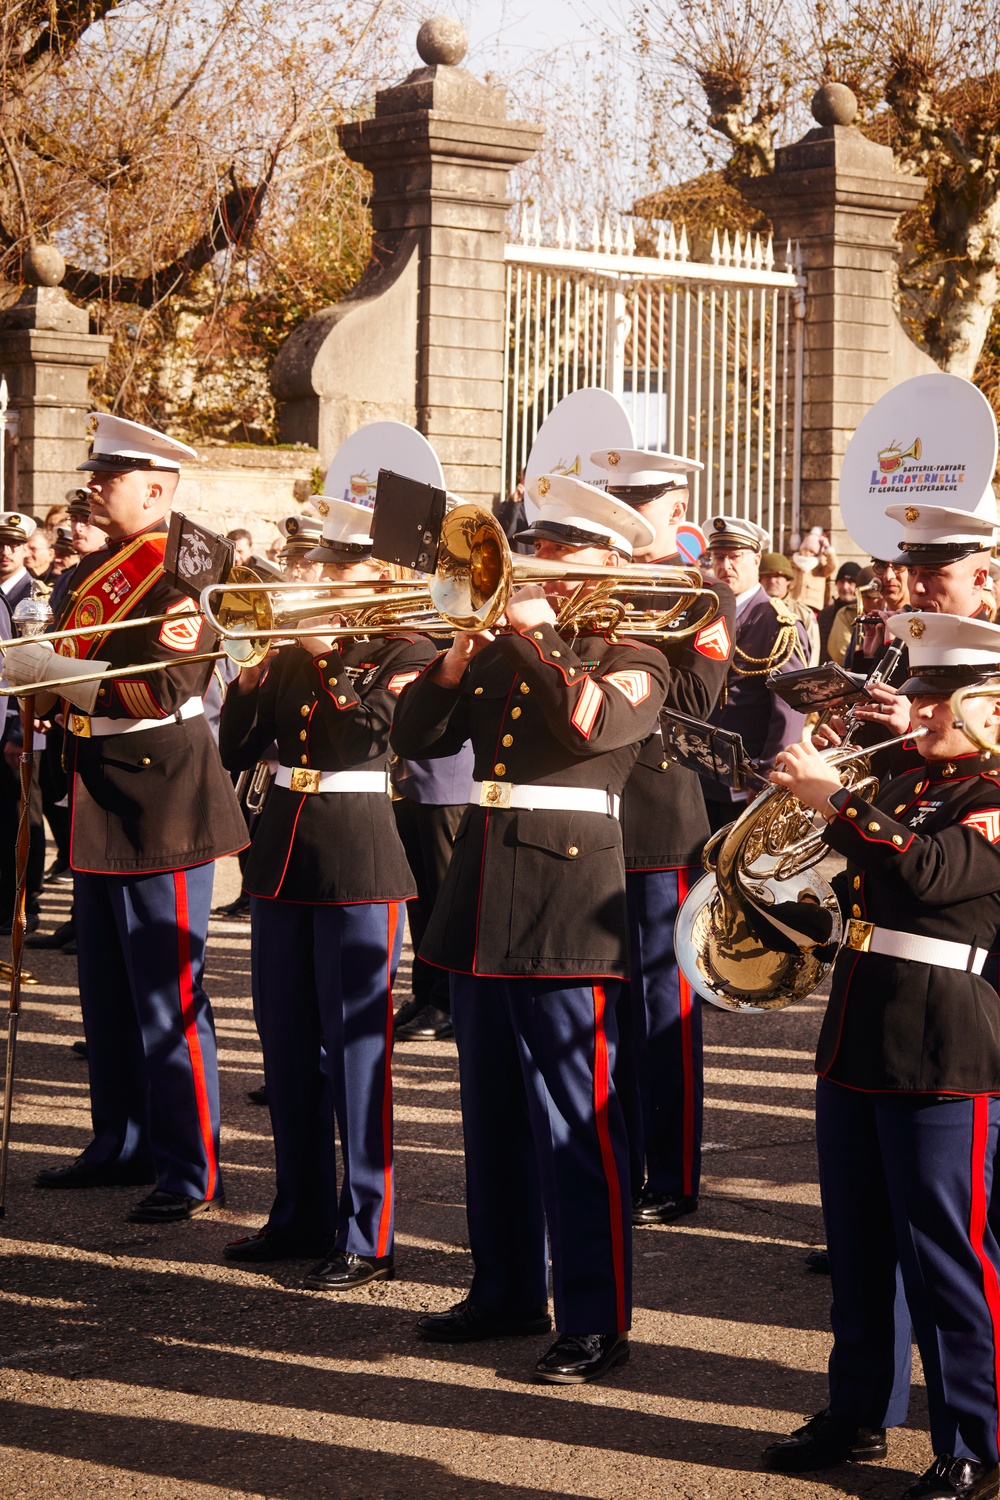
[617,867,703,1200]
[450,973,632,1335]
[250,898,402,1257]
[75,863,221,1201]
[818,1078,1000,1462]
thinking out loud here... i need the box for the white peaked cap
[590,447,704,489]
[78,413,197,472]
[0,512,37,542]
[884,494,999,564]
[705,515,771,552]
[307,496,375,560]
[888,611,1000,670]
[521,472,655,557]
[277,513,324,543]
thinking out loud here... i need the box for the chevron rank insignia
[387,670,420,697]
[158,599,202,653]
[961,808,1000,843]
[605,669,651,706]
[693,617,731,661]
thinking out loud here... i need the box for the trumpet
[950,683,1000,758]
[201,506,720,664]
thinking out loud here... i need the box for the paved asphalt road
[0,856,934,1498]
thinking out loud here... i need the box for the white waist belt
[471,780,620,817]
[845,919,988,974]
[69,697,204,738]
[275,766,391,795]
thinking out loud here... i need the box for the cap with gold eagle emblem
[887,610,1000,695]
[518,473,655,557]
[885,497,998,569]
[306,497,377,562]
[590,447,703,507]
[77,413,197,473]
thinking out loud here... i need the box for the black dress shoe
[128,1190,223,1223]
[631,1189,698,1226]
[535,1332,630,1384]
[762,1409,888,1472]
[213,894,250,919]
[247,1084,268,1106]
[903,1457,1000,1499]
[70,1039,88,1059]
[25,919,75,949]
[395,1004,454,1041]
[44,858,73,885]
[35,1154,154,1189]
[304,1250,394,1290]
[417,1298,552,1343]
[224,1228,331,1263]
[392,997,424,1032]
[806,1247,831,1275]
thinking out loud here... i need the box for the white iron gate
[502,215,806,552]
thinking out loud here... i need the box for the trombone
[200,505,720,664]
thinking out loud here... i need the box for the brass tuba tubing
[949,684,1000,758]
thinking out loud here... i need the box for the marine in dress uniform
[590,447,736,1227]
[700,515,810,832]
[763,612,1000,1500]
[219,496,434,1288]
[2,416,248,1222]
[391,475,671,1385]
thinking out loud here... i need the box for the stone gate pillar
[271,17,543,507]
[0,248,110,517]
[742,84,935,555]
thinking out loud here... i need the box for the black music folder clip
[658,709,766,792]
[766,662,867,713]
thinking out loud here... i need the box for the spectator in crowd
[760,552,820,666]
[26,526,55,581]
[789,526,838,612]
[818,561,861,661]
[226,528,254,566]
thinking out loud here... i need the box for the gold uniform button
[299,730,307,741]
[853,876,860,890]
[140,756,151,767]
[660,761,670,771]
[532,631,543,639]
[568,667,575,676]
[851,904,861,917]
[868,822,880,832]
[301,755,308,766]
[551,649,562,658]
[567,845,579,858]
[846,808,858,819]
[511,707,522,719]
[892,834,904,845]
[300,705,310,717]
[502,734,513,747]
[338,695,347,705]
[494,762,506,776]
[475,686,484,695]
[317,659,327,669]
[328,677,337,687]
[520,683,530,695]
[915,782,926,794]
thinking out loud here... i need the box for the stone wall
[174,445,320,550]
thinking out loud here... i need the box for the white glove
[0,639,110,714]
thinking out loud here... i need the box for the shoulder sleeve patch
[387,670,420,697]
[693,617,731,661]
[158,598,202,654]
[604,669,651,706]
[962,809,1000,843]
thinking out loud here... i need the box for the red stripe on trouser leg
[676,866,696,1197]
[592,984,626,1333]
[969,1095,1000,1455]
[172,871,217,1201]
[374,901,398,1259]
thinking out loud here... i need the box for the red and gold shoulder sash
[57,534,167,660]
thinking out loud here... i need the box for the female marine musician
[218,497,433,1288]
[763,611,1000,1500]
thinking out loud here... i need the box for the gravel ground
[0,855,932,1498]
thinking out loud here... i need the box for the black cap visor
[305,540,374,563]
[902,665,1000,697]
[514,519,628,554]
[891,542,991,570]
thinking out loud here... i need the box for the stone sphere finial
[811,82,858,127]
[416,16,468,67]
[23,242,66,288]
